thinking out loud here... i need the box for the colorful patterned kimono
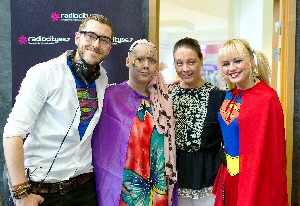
[213,81,289,206]
[92,75,176,206]
[119,99,168,206]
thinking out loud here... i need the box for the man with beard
[3,14,113,206]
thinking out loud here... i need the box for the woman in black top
[171,37,225,206]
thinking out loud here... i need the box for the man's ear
[108,45,112,53]
[126,57,131,68]
[74,32,80,46]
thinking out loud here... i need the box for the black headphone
[70,50,101,85]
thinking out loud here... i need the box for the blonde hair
[218,39,270,90]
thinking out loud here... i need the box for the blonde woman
[213,39,289,206]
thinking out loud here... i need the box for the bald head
[129,39,156,52]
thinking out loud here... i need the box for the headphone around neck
[70,50,101,85]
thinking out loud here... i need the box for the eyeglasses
[79,31,112,47]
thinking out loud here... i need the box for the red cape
[214,81,289,206]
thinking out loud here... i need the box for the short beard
[77,48,101,69]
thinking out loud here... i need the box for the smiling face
[127,43,157,87]
[75,19,112,67]
[219,51,255,90]
[174,47,203,88]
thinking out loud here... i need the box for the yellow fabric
[226,153,240,176]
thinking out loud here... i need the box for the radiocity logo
[18,35,70,45]
[112,37,134,45]
[51,11,91,22]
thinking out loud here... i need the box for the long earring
[252,66,259,82]
[253,66,258,76]
[221,75,229,90]
[225,82,229,90]
[252,52,259,80]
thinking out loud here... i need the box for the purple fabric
[92,82,149,206]
[172,183,178,206]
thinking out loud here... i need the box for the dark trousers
[39,178,98,206]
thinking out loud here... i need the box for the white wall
[233,0,273,64]
[160,32,177,83]
[159,0,274,83]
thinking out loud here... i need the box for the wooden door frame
[272,0,296,204]
[152,0,296,203]
[149,0,160,53]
